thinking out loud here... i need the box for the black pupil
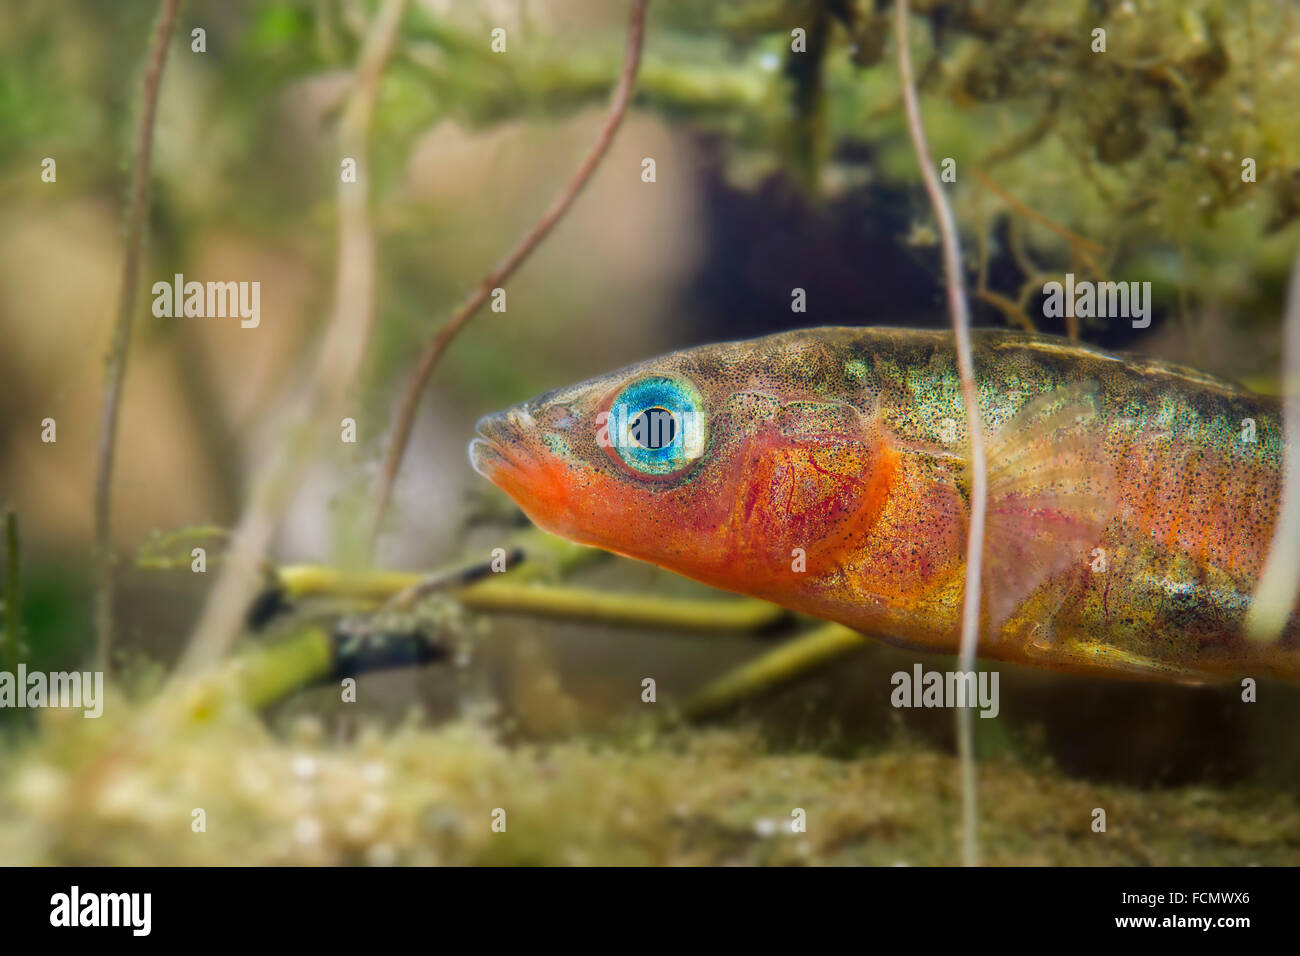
[630,406,677,450]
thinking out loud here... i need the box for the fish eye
[604,377,705,478]
[629,406,677,449]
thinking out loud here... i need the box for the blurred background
[2,0,1300,864]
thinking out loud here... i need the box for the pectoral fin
[978,383,1116,637]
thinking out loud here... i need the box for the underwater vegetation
[5,707,1300,866]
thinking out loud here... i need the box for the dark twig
[972,168,1106,270]
[365,0,651,557]
[93,0,182,672]
[381,547,525,610]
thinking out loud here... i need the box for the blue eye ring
[602,376,705,478]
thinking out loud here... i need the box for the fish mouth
[468,408,536,481]
[467,436,509,480]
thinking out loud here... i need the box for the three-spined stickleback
[470,327,1298,683]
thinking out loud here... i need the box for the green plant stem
[165,625,335,724]
[3,509,19,674]
[275,567,787,633]
[679,623,866,721]
[459,583,787,632]
[230,627,336,712]
[278,528,605,599]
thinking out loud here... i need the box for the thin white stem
[1246,251,1300,642]
[173,0,408,676]
[895,0,986,867]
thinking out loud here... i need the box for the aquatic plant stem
[175,0,407,677]
[680,624,866,721]
[3,509,19,675]
[93,0,182,674]
[182,537,787,715]
[278,528,598,596]
[277,564,788,633]
[271,526,786,634]
[896,0,985,867]
[365,0,651,558]
[188,626,335,717]
[1246,250,1300,642]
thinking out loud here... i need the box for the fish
[469,327,1299,683]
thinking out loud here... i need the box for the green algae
[3,700,1297,866]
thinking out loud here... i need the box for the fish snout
[468,407,537,479]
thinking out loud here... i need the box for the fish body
[470,327,1298,682]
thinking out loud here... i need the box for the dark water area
[676,138,1170,351]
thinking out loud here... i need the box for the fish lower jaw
[467,437,511,480]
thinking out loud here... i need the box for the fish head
[469,331,909,604]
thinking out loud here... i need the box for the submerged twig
[365,0,651,557]
[175,0,408,677]
[977,92,1059,170]
[1246,250,1300,642]
[972,165,1102,273]
[93,0,182,672]
[975,288,1035,333]
[896,0,985,867]
[381,547,526,610]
